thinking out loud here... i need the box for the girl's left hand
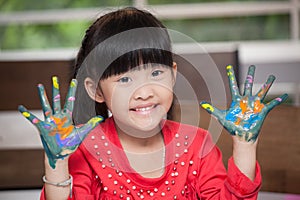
[200,65,288,142]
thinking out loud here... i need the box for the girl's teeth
[136,106,153,111]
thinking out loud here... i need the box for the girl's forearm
[232,137,258,181]
[44,155,71,200]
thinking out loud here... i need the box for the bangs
[97,26,173,80]
[100,48,173,80]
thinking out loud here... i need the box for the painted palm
[200,65,288,142]
[19,77,103,168]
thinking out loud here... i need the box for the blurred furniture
[0,55,74,189]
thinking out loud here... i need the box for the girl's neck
[115,123,166,178]
[116,124,164,153]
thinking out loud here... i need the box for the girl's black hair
[73,7,174,124]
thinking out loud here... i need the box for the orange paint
[254,100,264,113]
[240,98,248,114]
[257,84,270,98]
[235,118,241,125]
[235,98,248,126]
[49,116,74,139]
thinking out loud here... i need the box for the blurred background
[0,0,299,199]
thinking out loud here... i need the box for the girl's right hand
[18,77,103,169]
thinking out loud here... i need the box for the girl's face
[99,63,177,137]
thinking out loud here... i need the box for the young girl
[19,7,287,200]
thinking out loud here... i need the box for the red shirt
[41,117,261,199]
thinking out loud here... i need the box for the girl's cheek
[110,90,130,109]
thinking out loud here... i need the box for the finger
[38,84,52,119]
[265,93,288,111]
[18,105,53,132]
[200,101,224,122]
[81,115,104,134]
[67,116,104,147]
[52,76,61,114]
[77,116,104,138]
[255,75,275,101]
[63,79,78,113]
[86,115,104,128]
[226,65,240,99]
[18,105,42,125]
[243,65,255,96]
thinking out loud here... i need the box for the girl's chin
[116,119,162,139]
[128,108,166,129]
[130,115,161,131]
[114,116,164,138]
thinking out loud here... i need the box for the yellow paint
[227,66,234,81]
[71,80,76,87]
[201,103,214,112]
[22,112,30,118]
[89,117,103,125]
[52,77,59,89]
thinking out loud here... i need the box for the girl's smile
[129,103,158,115]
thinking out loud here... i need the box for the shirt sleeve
[40,146,100,200]
[225,157,261,198]
[196,133,261,199]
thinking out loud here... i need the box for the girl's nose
[133,84,154,100]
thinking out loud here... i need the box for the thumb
[86,115,104,129]
[266,93,288,112]
[18,105,42,126]
[200,101,224,123]
[76,115,104,140]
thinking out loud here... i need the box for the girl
[19,7,287,200]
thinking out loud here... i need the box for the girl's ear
[84,77,105,103]
[172,62,178,85]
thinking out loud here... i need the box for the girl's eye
[152,70,163,77]
[118,77,132,83]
